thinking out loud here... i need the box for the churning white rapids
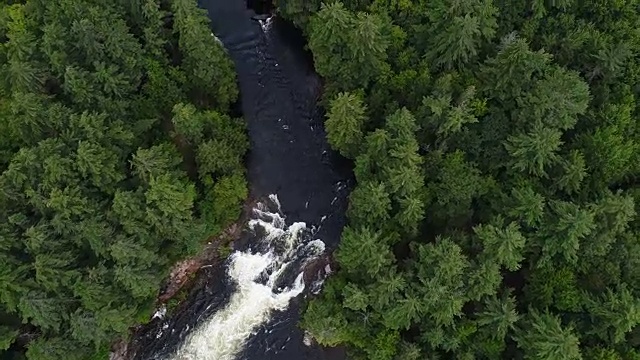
[170,195,325,360]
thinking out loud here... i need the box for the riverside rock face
[127,1,351,360]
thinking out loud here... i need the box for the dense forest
[275,0,640,359]
[0,0,247,359]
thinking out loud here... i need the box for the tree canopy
[279,0,640,359]
[0,0,246,358]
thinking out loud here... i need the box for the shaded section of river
[129,0,351,359]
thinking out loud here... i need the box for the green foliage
[419,78,480,139]
[0,0,246,358]
[504,123,564,177]
[26,336,91,360]
[325,91,368,158]
[475,219,526,271]
[476,291,520,340]
[283,0,640,359]
[336,226,395,279]
[410,238,470,327]
[420,0,498,69]
[273,0,322,30]
[515,309,582,360]
[0,325,18,351]
[199,173,248,235]
[171,0,237,109]
[347,180,391,229]
[426,150,491,224]
[308,2,389,92]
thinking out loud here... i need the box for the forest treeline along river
[131,0,350,359]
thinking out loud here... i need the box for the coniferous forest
[274,0,640,359]
[2,0,640,359]
[0,0,247,358]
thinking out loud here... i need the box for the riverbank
[109,197,257,359]
[115,195,345,360]
[124,1,351,358]
[156,198,257,307]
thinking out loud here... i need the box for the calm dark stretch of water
[128,1,351,359]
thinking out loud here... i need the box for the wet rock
[302,254,331,284]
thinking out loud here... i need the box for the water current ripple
[169,196,325,360]
[129,1,352,358]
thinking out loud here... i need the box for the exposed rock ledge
[158,221,241,303]
[110,199,258,360]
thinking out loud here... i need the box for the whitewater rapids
[169,195,325,360]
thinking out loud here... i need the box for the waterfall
[169,195,325,360]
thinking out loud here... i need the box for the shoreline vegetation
[0,1,249,359]
[114,197,257,360]
[275,0,640,359]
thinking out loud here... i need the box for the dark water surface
[129,1,350,359]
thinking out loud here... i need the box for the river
[126,0,351,359]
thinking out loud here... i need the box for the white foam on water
[303,331,314,346]
[152,305,167,320]
[259,15,274,33]
[169,195,325,360]
[210,32,223,46]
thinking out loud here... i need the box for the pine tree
[325,92,368,158]
[515,309,582,360]
[410,238,470,327]
[336,226,396,279]
[476,291,519,340]
[308,2,389,91]
[475,219,526,271]
[504,123,564,178]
